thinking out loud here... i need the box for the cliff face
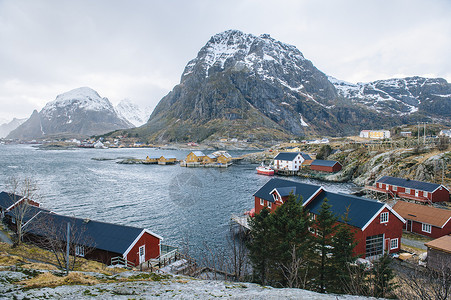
[131,30,450,143]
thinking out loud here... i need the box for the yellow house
[185,151,206,163]
[212,151,232,165]
[285,146,301,152]
[158,155,177,165]
[202,154,216,164]
[143,156,159,164]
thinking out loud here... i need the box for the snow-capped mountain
[131,30,450,142]
[8,87,133,140]
[0,118,27,138]
[330,76,451,118]
[115,99,150,127]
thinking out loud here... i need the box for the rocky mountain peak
[7,87,133,140]
[42,87,114,116]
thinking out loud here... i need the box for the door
[139,245,145,264]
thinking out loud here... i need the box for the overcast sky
[0,0,450,123]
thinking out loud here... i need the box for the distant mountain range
[7,87,139,140]
[119,30,450,142]
[0,118,27,138]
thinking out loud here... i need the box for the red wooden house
[254,178,405,260]
[392,201,451,239]
[373,176,449,203]
[310,160,342,173]
[23,211,163,267]
[0,191,40,218]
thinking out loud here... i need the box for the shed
[310,160,342,172]
[424,235,451,271]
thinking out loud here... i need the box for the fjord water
[0,144,355,256]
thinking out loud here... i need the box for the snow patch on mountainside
[41,87,114,116]
[115,99,150,127]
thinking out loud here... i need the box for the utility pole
[66,222,70,275]
[423,122,426,144]
[418,123,420,144]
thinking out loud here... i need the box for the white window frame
[405,188,410,194]
[260,198,264,206]
[75,245,85,257]
[393,186,397,191]
[423,191,428,197]
[380,212,389,223]
[390,238,398,250]
[268,202,272,209]
[308,227,316,234]
[422,223,432,233]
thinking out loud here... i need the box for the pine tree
[371,254,396,298]
[330,209,358,293]
[247,207,273,285]
[270,193,312,287]
[313,198,337,293]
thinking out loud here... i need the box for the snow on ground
[1,270,373,299]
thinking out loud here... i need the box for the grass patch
[0,242,127,275]
[19,272,99,289]
[402,232,433,243]
[128,272,170,281]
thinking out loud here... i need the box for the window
[309,212,316,221]
[423,191,428,197]
[260,198,264,206]
[390,238,398,250]
[393,186,397,191]
[317,230,323,238]
[405,188,410,194]
[422,223,432,233]
[75,245,85,257]
[308,227,316,234]
[380,212,389,223]
[268,202,272,209]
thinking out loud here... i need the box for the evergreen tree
[371,254,396,298]
[330,209,358,293]
[313,198,337,293]
[270,193,312,287]
[247,207,273,285]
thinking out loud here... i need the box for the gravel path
[401,237,427,251]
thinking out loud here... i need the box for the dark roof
[274,152,311,161]
[274,187,297,197]
[311,160,341,167]
[6,205,50,223]
[24,212,161,255]
[255,179,388,229]
[274,152,299,161]
[0,192,19,210]
[301,153,312,160]
[254,178,320,203]
[306,191,384,229]
[377,176,446,193]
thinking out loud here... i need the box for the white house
[273,152,312,171]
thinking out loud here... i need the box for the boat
[256,164,274,176]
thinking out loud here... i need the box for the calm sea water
[0,144,355,256]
